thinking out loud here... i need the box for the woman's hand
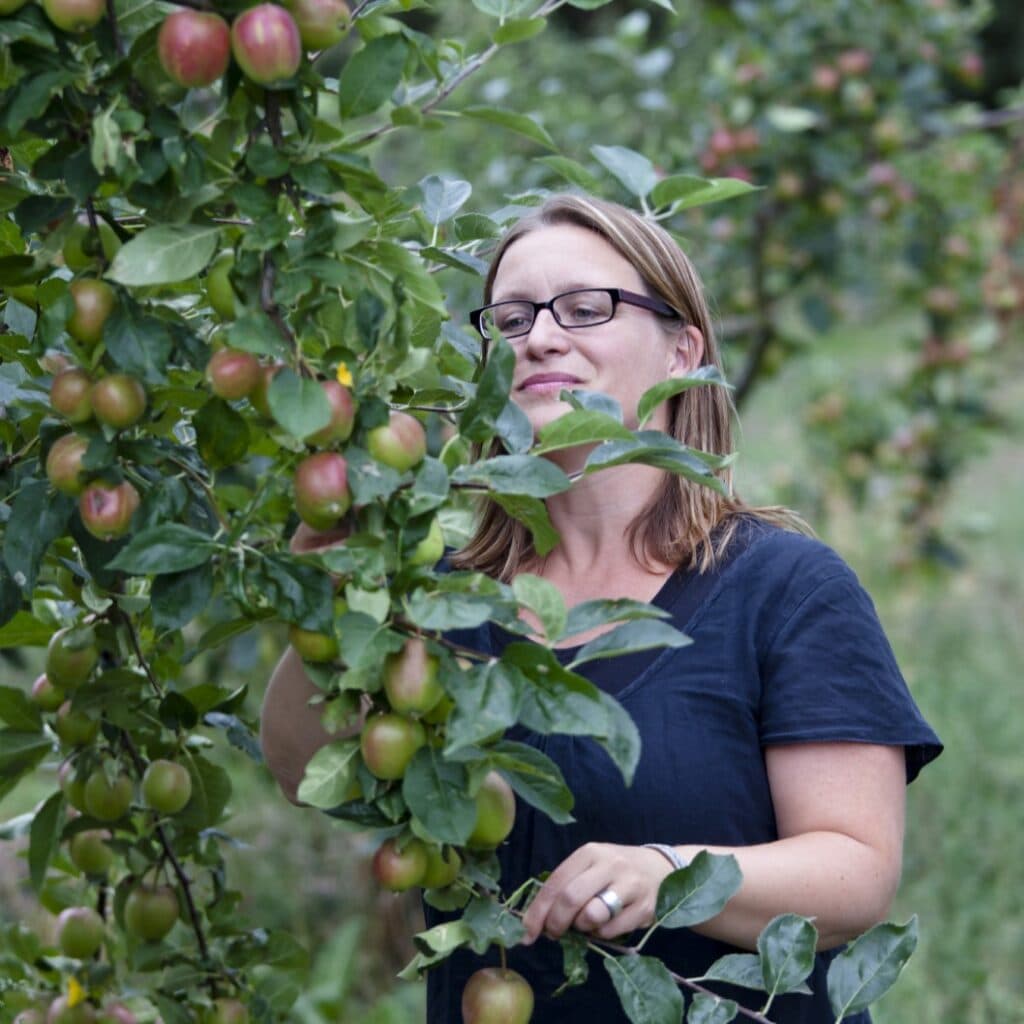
[521,843,674,945]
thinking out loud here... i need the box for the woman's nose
[522,307,571,357]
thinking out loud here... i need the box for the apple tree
[1,0,925,1022]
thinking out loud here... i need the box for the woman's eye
[497,313,528,332]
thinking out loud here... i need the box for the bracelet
[643,843,689,872]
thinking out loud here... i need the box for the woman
[261,194,941,1023]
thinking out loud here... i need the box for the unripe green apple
[54,702,99,748]
[79,481,140,541]
[421,844,461,889]
[31,673,66,712]
[42,0,104,31]
[90,374,146,429]
[231,4,302,85]
[47,996,97,1024]
[0,0,30,14]
[62,219,121,271]
[141,760,192,814]
[46,434,91,496]
[46,627,99,690]
[206,348,261,400]
[288,624,339,663]
[305,379,355,446]
[67,280,115,346]
[123,884,179,941]
[59,761,89,810]
[467,771,516,849]
[83,768,133,821]
[50,368,94,423]
[157,9,231,88]
[294,452,351,530]
[204,999,249,1024]
[56,905,105,959]
[360,713,425,780]
[205,254,237,320]
[383,637,442,715]
[366,411,427,472]
[372,837,427,891]
[285,0,349,49]
[407,516,444,568]
[461,968,534,1024]
[69,829,114,876]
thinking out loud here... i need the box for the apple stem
[499,945,507,970]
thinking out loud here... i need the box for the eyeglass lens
[481,290,615,338]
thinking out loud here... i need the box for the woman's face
[490,223,700,437]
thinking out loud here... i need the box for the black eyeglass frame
[469,287,683,342]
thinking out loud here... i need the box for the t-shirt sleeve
[757,552,942,783]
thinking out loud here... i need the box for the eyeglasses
[469,287,682,341]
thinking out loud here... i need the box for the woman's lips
[518,374,581,393]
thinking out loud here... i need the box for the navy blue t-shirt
[426,522,942,1023]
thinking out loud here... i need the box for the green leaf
[452,455,572,499]
[567,0,615,8]
[563,598,669,641]
[0,731,50,776]
[650,175,760,213]
[226,310,290,358]
[569,619,691,669]
[103,303,174,385]
[538,155,603,192]
[492,494,561,556]
[297,739,360,809]
[686,992,738,1024]
[488,740,575,824]
[400,920,473,979]
[462,896,527,953]
[1,70,74,137]
[636,367,731,427]
[597,689,641,786]
[28,791,63,893]
[194,397,250,469]
[105,524,216,575]
[471,0,534,18]
[370,239,446,315]
[827,917,919,1019]
[604,954,684,1024]
[267,368,332,440]
[493,16,547,44]
[0,611,54,649]
[591,145,659,199]
[175,753,232,831]
[402,746,477,845]
[700,953,768,993]
[106,224,220,286]
[0,687,41,731]
[151,563,214,633]
[534,409,634,454]
[444,661,524,754]
[461,106,556,151]
[758,914,817,1000]
[3,481,74,597]
[584,434,729,492]
[419,175,472,225]
[512,574,566,642]
[655,851,743,929]
[338,35,409,118]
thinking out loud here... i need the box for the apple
[205,254,237,320]
[67,280,115,345]
[47,997,97,1024]
[50,368,94,423]
[284,0,349,49]
[69,829,114,875]
[83,768,133,821]
[123,884,179,941]
[925,286,959,317]
[55,702,99,748]
[90,374,146,429]
[62,219,121,271]
[360,713,425,780]
[158,10,231,88]
[421,844,461,889]
[56,906,105,959]
[95,1004,136,1024]
[408,516,444,568]
[230,5,302,85]
[13,1009,46,1024]
[306,379,355,445]
[0,0,30,13]
[248,362,283,416]
[205,999,249,1024]
[59,761,90,810]
[461,968,534,1024]
[46,434,91,496]
[372,837,427,891]
[288,624,339,663]
[774,172,804,201]
[142,759,193,814]
[383,637,442,715]
[41,0,104,31]
[837,48,872,76]
[467,771,515,849]
[294,452,351,530]
[810,64,840,95]
[206,348,261,400]
[366,411,426,472]
[79,481,140,540]
[46,627,99,690]
[31,673,66,712]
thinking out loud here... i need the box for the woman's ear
[667,324,705,378]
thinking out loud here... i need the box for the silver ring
[595,887,624,920]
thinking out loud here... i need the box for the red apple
[366,411,426,472]
[372,837,427,892]
[90,374,146,429]
[41,0,104,31]
[206,348,261,400]
[142,760,193,814]
[46,627,99,690]
[810,64,840,95]
[305,379,355,445]
[46,434,90,496]
[467,771,515,849]
[837,48,872,76]
[230,5,302,85]
[461,968,534,1024]
[158,10,231,88]
[79,481,140,540]
[294,452,351,530]
[67,280,115,345]
[50,368,94,423]
[56,906,105,959]
[285,0,349,49]
[360,713,425,780]
[123,884,179,941]
[383,637,442,715]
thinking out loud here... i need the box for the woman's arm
[521,741,906,951]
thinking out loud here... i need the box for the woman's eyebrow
[491,281,599,302]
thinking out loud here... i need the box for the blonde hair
[452,193,809,581]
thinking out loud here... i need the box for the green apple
[68,830,114,876]
[205,254,237,319]
[467,772,516,849]
[123,884,178,941]
[56,906,105,959]
[67,279,115,346]
[372,837,427,891]
[383,637,442,715]
[54,702,99,748]
[407,517,444,568]
[288,624,339,663]
[359,713,425,780]
[62,218,121,271]
[83,768,133,821]
[30,673,66,712]
[366,411,426,472]
[421,844,461,889]
[141,760,192,814]
[461,968,534,1024]
[45,626,99,691]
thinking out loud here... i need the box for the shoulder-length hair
[451,193,809,581]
